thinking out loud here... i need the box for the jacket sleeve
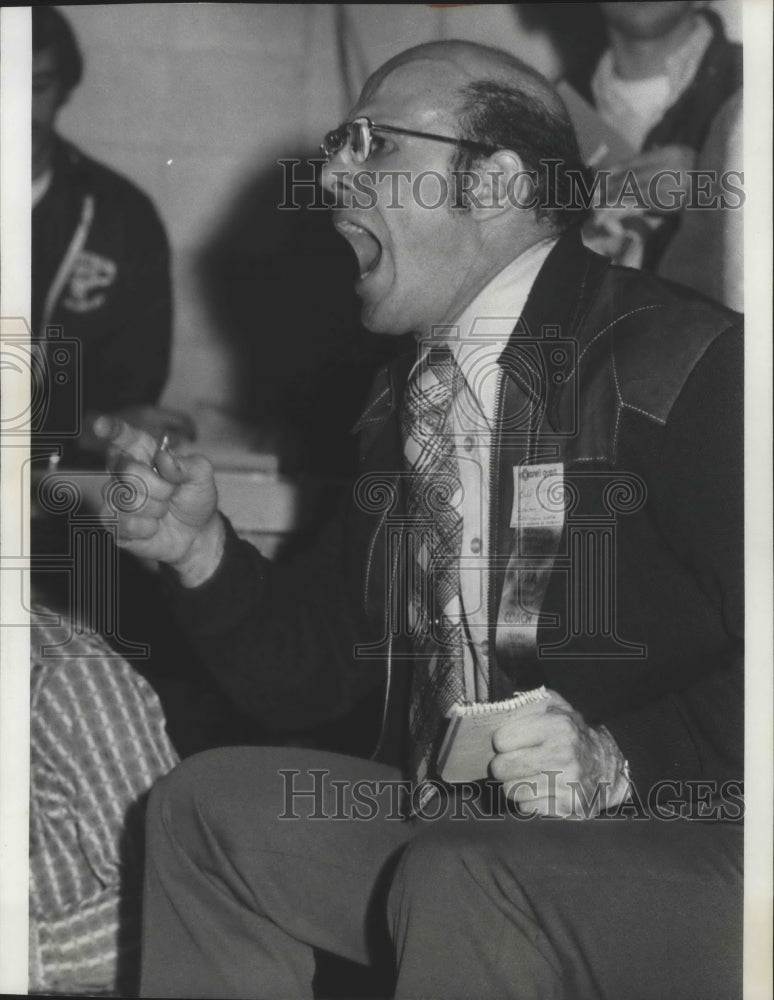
[604,324,744,794]
[161,496,386,734]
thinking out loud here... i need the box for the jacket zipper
[487,370,506,696]
[40,194,95,334]
[370,520,402,760]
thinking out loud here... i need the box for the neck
[608,16,699,80]
[32,140,55,182]
[427,226,549,337]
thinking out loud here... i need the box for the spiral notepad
[437,687,549,783]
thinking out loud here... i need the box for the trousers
[140,747,742,1000]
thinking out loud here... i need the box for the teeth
[335,220,364,234]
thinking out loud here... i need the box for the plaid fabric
[29,611,179,994]
[401,347,466,792]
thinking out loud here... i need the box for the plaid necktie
[400,346,466,796]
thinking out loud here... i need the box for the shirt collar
[431,236,558,416]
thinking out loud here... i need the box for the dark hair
[451,80,592,231]
[32,6,83,92]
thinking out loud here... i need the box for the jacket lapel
[351,350,414,460]
[488,230,610,692]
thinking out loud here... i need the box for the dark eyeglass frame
[320,115,497,163]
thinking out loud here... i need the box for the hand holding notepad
[437,687,550,783]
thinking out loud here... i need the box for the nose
[319,145,358,201]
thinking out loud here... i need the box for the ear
[465,150,535,222]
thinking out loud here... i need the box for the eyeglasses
[320,116,497,164]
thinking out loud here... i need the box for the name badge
[511,463,565,528]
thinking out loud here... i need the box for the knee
[388,826,478,923]
[145,746,290,860]
[145,750,225,857]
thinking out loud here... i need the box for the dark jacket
[32,139,172,437]
[164,229,743,800]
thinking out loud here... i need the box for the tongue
[346,228,382,277]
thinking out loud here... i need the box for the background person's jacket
[568,8,742,159]
[569,7,743,273]
[32,138,172,440]
[162,228,743,808]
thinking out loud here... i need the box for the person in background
[656,86,743,311]
[30,8,257,778]
[29,603,179,996]
[565,1,742,308]
[32,6,194,457]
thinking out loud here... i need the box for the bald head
[360,40,566,120]
[356,39,588,234]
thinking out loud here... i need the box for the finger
[490,695,551,749]
[107,453,176,504]
[103,484,171,521]
[114,514,162,543]
[507,788,588,820]
[124,496,169,520]
[490,749,550,782]
[93,414,157,464]
[493,752,584,793]
[501,771,569,810]
[505,794,569,819]
[492,708,561,753]
[503,787,549,817]
[155,448,214,488]
[492,721,541,754]
[499,776,541,808]
[497,709,583,758]
[490,745,579,784]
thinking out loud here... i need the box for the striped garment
[29,610,179,995]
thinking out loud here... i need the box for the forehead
[353,59,464,129]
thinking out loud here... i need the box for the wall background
[55,3,742,448]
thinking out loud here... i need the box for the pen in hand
[151,433,170,475]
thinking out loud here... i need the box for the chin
[357,292,404,338]
[360,304,417,338]
[360,314,405,337]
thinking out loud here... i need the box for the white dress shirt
[409,236,557,701]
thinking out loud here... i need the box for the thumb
[154,447,213,487]
[544,689,574,712]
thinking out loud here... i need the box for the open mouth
[333,219,383,280]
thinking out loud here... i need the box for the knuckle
[121,514,140,536]
[563,764,581,785]
[491,729,508,753]
[506,779,536,803]
[189,454,214,479]
[489,756,506,781]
